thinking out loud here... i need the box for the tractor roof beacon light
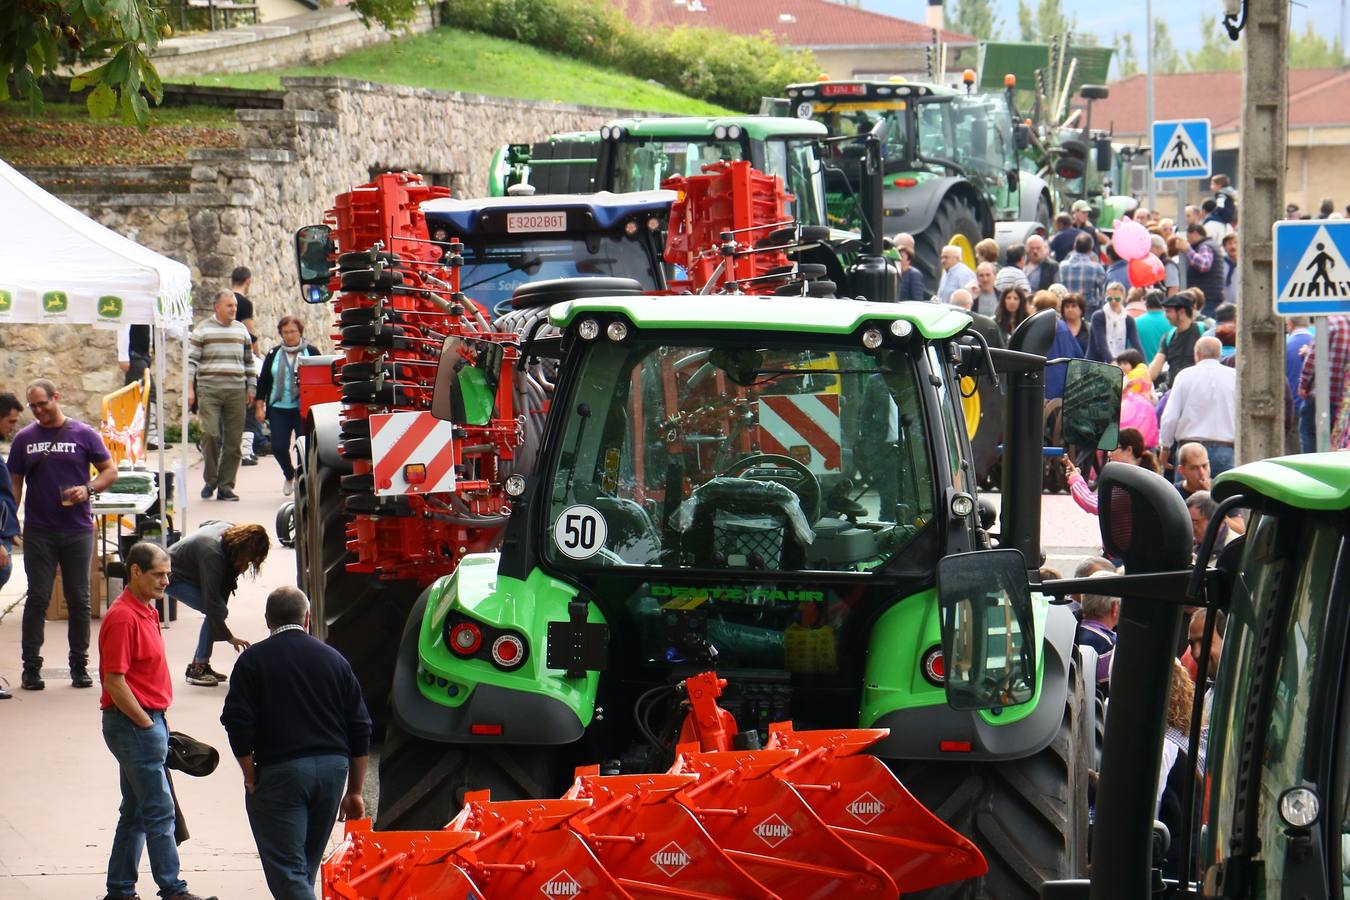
[963,69,976,93]
[1004,74,1016,89]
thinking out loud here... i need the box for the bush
[441,0,819,112]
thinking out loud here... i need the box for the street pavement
[0,446,1103,899]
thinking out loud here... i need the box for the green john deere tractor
[784,78,1054,291]
[377,296,1127,899]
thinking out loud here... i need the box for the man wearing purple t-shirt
[8,379,117,690]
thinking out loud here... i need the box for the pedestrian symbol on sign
[1273,221,1350,314]
[1160,127,1203,171]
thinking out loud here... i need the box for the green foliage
[1015,0,1076,43]
[1289,24,1346,69]
[439,0,818,112]
[1150,19,1183,74]
[160,421,201,445]
[1113,31,1139,79]
[949,0,1001,41]
[1186,17,1240,72]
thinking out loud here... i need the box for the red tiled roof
[1089,69,1350,135]
[610,0,976,48]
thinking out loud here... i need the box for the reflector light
[939,740,972,752]
[450,622,482,655]
[404,463,427,485]
[893,177,918,188]
[921,645,946,686]
[470,723,504,735]
[492,633,525,668]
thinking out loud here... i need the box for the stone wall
[6,78,633,426]
[150,7,437,78]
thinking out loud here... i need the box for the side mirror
[294,225,333,304]
[1007,168,1019,191]
[431,337,501,427]
[1079,84,1110,101]
[1096,462,1194,573]
[1095,139,1114,173]
[937,549,1037,711]
[1061,359,1122,451]
[1014,123,1031,151]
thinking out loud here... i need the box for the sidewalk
[0,446,339,899]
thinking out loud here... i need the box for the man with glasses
[8,379,118,690]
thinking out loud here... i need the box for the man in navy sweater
[220,587,371,899]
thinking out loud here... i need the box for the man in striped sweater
[188,291,256,501]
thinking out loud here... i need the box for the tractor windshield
[455,235,662,316]
[543,336,936,574]
[612,137,827,228]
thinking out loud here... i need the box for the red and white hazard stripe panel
[370,410,457,497]
[757,393,841,474]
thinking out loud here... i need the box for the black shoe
[217,488,240,501]
[71,666,93,688]
[0,686,11,700]
[201,483,216,499]
[203,664,228,683]
[185,663,219,687]
[21,668,44,691]
[167,892,217,900]
[100,894,141,900]
[241,455,259,467]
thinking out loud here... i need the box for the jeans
[21,526,95,669]
[198,380,245,491]
[268,406,303,480]
[0,537,12,593]
[245,754,349,900]
[1299,399,1318,453]
[102,710,188,899]
[166,577,217,663]
[1202,443,1235,478]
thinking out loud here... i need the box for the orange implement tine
[321,819,488,899]
[672,749,898,899]
[567,772,780,900]
[451,795,633,899]
[767,723,987,893]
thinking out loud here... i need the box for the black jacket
[255,343,321,414]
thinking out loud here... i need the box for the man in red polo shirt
[99,542,216,900]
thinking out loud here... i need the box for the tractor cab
[787,79,1051,290]
[594,116,831,234]
[421,191,673,316]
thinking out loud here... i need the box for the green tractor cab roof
[549,294,971,340]
[602,116,827,141]
[1213,451,1350,511]
[422,190,675,233]
[784,80,958,103]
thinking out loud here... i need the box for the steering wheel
[719,453,822,523]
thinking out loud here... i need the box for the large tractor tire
[893,663,1091,900]
[296,431,415,726]
[913,193,985,294]
[374,593,569,830]
[376,720,565,831]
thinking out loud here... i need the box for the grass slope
[171,27,731,115]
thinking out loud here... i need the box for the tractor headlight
[861,328,884,349]
[727,125,743,140]
[889,320,913,338]
[606,321,629,342]
[578,319,600,340]
[713,125,728,140]
[600,125,611,140]
[504,474,527,497]
[951,493,975,519]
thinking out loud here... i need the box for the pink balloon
[1112,218,1152,261]
[1127,254,1165,288]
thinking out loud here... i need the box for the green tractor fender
[861,590,1082,761]
[388,556,605,745]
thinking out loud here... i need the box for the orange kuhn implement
[321,674,985,899]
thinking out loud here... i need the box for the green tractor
[488,115,903,301]
[784,78,1054,290]
[950,453,1350,898]
[376,296,1126,899]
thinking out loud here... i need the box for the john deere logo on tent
[540,869,582,897]
[650,841,692,876]
[846,792,885,824]
[42,291,68,314]
[0,290,11,313]
[753,814,792,847]
[98,295,124,320]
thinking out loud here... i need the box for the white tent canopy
[0,156,194,531]
[0,157,192,328]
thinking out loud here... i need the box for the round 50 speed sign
[552,505,608,560]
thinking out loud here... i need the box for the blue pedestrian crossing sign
[1151,119,1212,180]
[1273,220,1350,314]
